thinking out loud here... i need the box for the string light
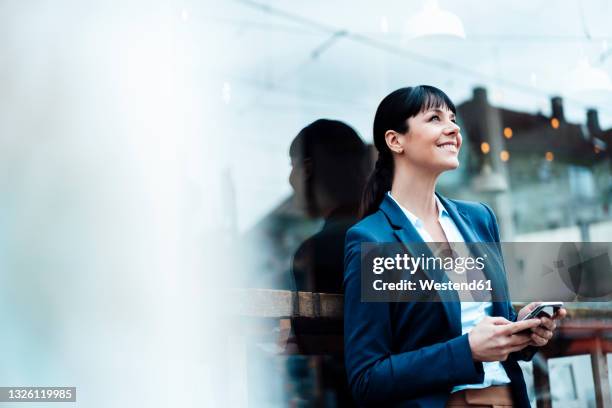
[545,151,554,161]
[551,118,560,129]
[503,127,513,139]
[500,150,510,162]
[481,142,490,154]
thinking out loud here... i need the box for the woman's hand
[468,316,541,362]
[517,302,568,347]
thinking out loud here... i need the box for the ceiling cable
[235,0,612,116]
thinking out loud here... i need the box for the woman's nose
[444,122,460,134]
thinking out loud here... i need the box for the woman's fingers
[554,308,568,320]
[530,332,549,346]
[512,335,533,347]
[531,326,553,339]
[539,317,556,331]
[502,318,541,335]
[508,338,533,353]
[491,316,512,325]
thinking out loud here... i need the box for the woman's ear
[384,130,404,154]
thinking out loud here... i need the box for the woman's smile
[436,141,458,153]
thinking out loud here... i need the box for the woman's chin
[437,158,460,171]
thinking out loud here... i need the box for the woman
[343,86,566,407]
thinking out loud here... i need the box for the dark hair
[290,119,368,217]
[360,85,456,218]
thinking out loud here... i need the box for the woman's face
[398,106,462,173]
[289,157,318,217]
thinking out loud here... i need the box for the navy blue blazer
[343,193,535,407]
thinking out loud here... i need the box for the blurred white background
[0,0,234,406]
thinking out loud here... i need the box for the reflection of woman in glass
[343,86,566,407]
[289,119,369,294]
[288,119,369,407]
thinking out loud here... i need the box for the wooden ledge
[230,289,343,319]
[230,289,612,323]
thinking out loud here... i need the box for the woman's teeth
[438,144,457,152]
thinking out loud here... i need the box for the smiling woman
[344,85,566,407]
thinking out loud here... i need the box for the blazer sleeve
[343,227,484,405]
[481,203,538,362]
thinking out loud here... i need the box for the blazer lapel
[435,193,478,243]
[380,194,462,336]
[436,193,509,319]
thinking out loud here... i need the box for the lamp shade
[405,0,466,39]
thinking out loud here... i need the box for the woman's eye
[430,115,440,121]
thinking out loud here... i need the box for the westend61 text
[373,279,493,291]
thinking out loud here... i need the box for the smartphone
[521,302,564,320]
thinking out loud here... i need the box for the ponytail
[360,151,393,218]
